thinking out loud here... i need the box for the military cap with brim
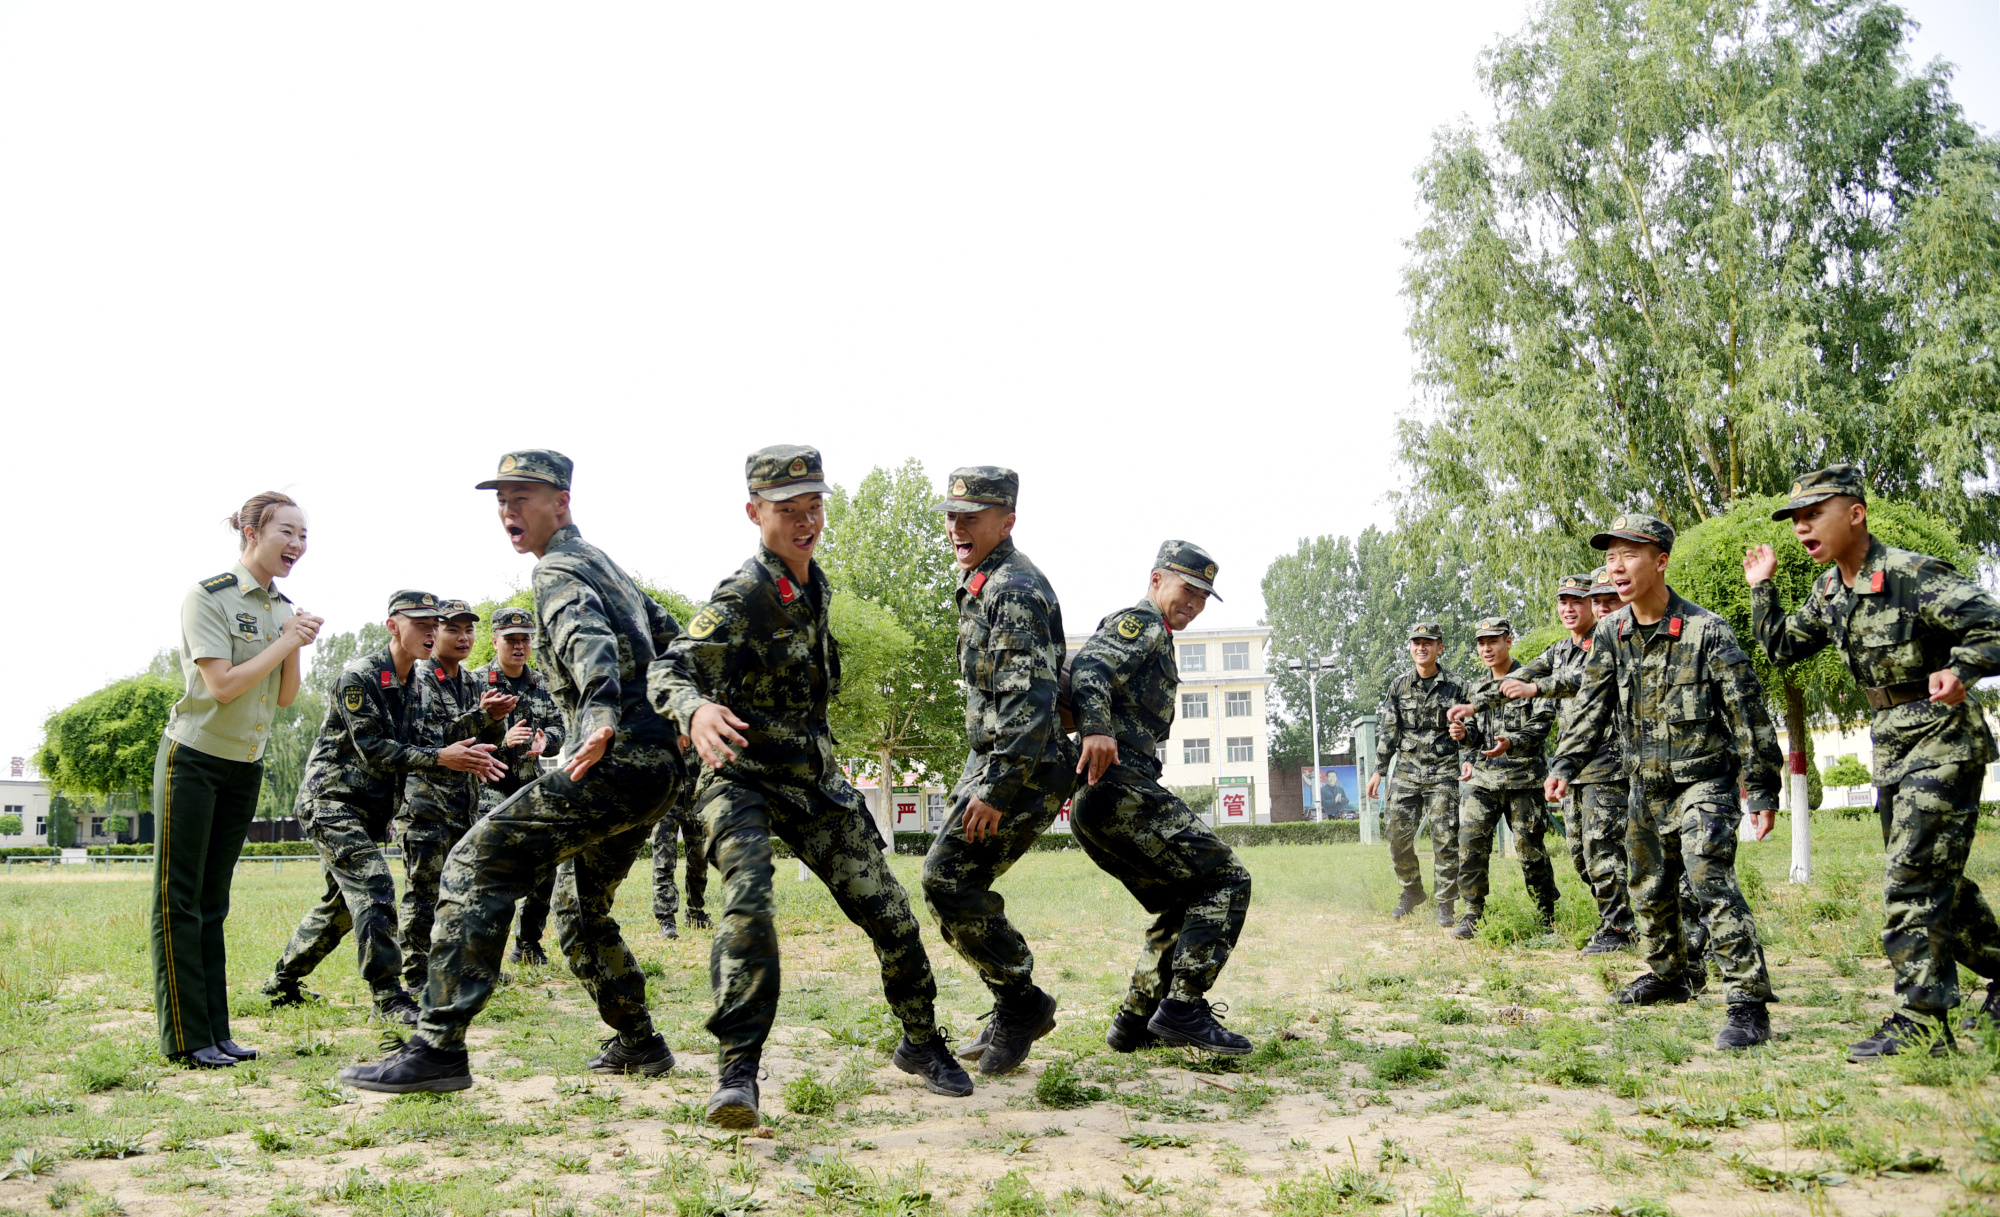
[388,589,444,618]
[1557,573,1593,599]
[1591,512,1675,552]
[1588,566,1616,597]
[935,466,1019,513]
[476,449,573,491]
[1408,622,1443,641]
[1771,463,1867,521]
[746,445,832,501]
[1474,616,1514,639]
[435,598,477,621]
[490,606,534,636]
[1155,540,1222,600]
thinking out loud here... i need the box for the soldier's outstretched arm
[1070,614,1158,784]
[1923,569,2000,697]
[970,593,1064,809]
[649,587,750,769]
[1546,627,1617,795]
[539,575,627,747]
[1749,574,1831,667]
[1711,630,1783,815]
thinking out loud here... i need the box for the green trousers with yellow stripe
[150,735,262,1058]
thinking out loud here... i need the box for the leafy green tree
[34,675,180,804]
[254,621,392,819]
[0,814,21,836]
[1666,492,1966,762]
[1821,755,1872,786]
[1401,0,2000,599]
[825,594,920,789]
[820,459,966,784]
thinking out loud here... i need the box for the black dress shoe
[338,1036,473,1093]
[180,1045,239,1069]
[216,1040,259,1061]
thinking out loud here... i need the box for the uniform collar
[963,538,1015,587]
[546,523,585,553]
[753,545,822,607]
[230,560,273,598]
[369,643,407,688]
[1851,537,1891,594]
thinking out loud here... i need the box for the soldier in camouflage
[263,591,505,1024]
[650,445,971,1127]
[1750,464,2000,1058]
[922,466,1079,1075]
[340,451,688,1094]
[1367,623,1467,927]
[1447,617,1559,939]
[397,601,513,993]
[1533,512,1782,1051]
[650,789,710,939]
[471,606,569,968]
[1070,541,1255,1057]
[1464,576,1635,954]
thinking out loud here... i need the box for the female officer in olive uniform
[154,492,322,1067]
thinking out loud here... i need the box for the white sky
[5,2,1997,764]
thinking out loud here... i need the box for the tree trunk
[1781,678,1808,771]
[876,745,895,845]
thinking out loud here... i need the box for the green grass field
[2,815,1998,1217]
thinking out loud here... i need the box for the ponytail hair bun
[230,491,300,550]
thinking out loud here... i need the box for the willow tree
[1401,0,2000,591]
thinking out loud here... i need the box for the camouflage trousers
[514,875,557,949]
[1564,783,1635,937]
[1628,773,1774,1003]
[1457,786,1559,922]
[701,778,939,1070]
[651,804,709,926]
[1385,773,1459,905]
[1876,762,2000,1014]
[1069,777,1253,1016]
[268,800,402,1001]
[923,751,1079,1004]
[415,745,682,1050]
[395,822,469,992]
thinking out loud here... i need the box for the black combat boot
[1961,983,2000,1033]
[686,909,713,931]
[659,915,679,941]
[707,1055,761,1128]
[373,990,421,1026]
[954,1016,994,1063]
[339,1036,472,1094]
[263,977,322,1008]
[1613,972,1692,1006]
[589,1032,676,1076]
[507,940,549,967]
[1452,914,1479,941]
[978,987,1058,1076]
[1436,901,1456,929]
[1147,998,1252,1056]
[1715,1002,1771,1050]
[1391,885,1427,920]
[1580,928,1634,956]
[1106,1009,1163,1053]
[1848,1011,1954,1062]
[894,1029,975,1096]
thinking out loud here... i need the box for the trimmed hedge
[86,844,153,856]
[0,846,60,858]
[240,842,318,856]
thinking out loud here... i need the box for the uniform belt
[1863,680,1928,711]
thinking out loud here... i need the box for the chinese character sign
[1219,788,1251,821]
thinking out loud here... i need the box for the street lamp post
[1286,655,1338,820]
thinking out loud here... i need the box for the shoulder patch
[1116,614,1144,640]
[344,688,364,712]
[687,605,725,640]
[200,572,238,593]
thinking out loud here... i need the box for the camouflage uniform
[1456,628,1560,926]
[1470,583,1633,940]
[266,602,445,1008]
[650,787,708,929]
[417,450,686,1052]
[467,646,568,951]
[1373,634,1466,912]
[1754,495,2000,1016]
[1068,556,1253,1019]
[1550,571,1782,1005]
[923,472,1079,1004]
[396,637,504,992]
[651,451,940,1071]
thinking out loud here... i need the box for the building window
[1179,644,1206,673]
[1181,692,1209,719]
[1183,739,1210,765]
[1227,737,1255,763]
[1225,690,1252,717]
[927,793,947,828]
[91,817,106,837]
[33,817,45,838]
[1154,743,1168,764]
[1222,641,1250,671]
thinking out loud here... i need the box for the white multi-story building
[1064,624,1275,825]
[0,759,53,847]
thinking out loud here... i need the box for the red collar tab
[1668,616,1683,638]
[1868,570,1885,594]
[1619,616,1631,639]
[778,576,798,605]
[379,670,394,688]
[436,665,450,681]
[967,571,988,596]
[489,668,499,684]
[1582,637,1592,651]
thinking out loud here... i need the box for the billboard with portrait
[1300,765,1358,818]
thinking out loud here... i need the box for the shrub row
[0,846,60,858]
[240,842,318,856]
[86,844,153,856]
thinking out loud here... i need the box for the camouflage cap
[1473,616,1514,639]
[387,589,444,619]
[476,449,572,491]
[1771,463,1867,521]
[1588,566,1617,596]
[935,466,1019,513]
[1407,621,1443,641]
[1591,511,1675,553]
[1557,572,1593,599]
[1155,540,1222,600]
[490,606,534,636]
[435,598,477,622]
[745,444,831,501]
